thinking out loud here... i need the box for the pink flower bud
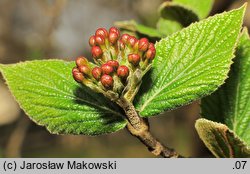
[109,27,120,36]
[92,67,102,80]
[78,65,90,75]
[101,63,114,75]
[148,43,154,49]
[109,32,119,44]
[145,48,156,60]
[76,56,88,67]
[139,38,149,51]
[95,35,105,45]
[128,36,137,47]
[128,54,140,66]
[95,28,108,38]
[117,65,129,79]
[120,34,130,43]
[107,60,119,70]
[89,35,96,46]
[91,46,103,58]
[101,74,113,89]
[72,69,84,83]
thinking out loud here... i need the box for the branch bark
[117,97,183,158]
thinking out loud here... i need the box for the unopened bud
[139,38,149,51]
[145,48,156,60]
[72,69,84,83]
[128,54,140,66]
[91,46,103,58]
[109,32,119,44]
[107,60,119,70]
[117,65,129,79]
[95,28,108,38]
[101,63,114,75]
[92,67,102,80]
[78,65,90,75]
[76,56,88,67]
[89,35,96,46]
[148,43,154,49]
[101,74,113,89]
[109,27,120,36]
[95,35,105,45]
[120,34,130,43]
[128,36,137,47]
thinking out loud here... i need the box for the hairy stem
[117,97,182,158]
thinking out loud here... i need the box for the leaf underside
[115,20,163,38]
[172,0,214,19]
[195,118,250,158]
[0,60,126,135]
[135,6,245,117]
[159,1,199,27]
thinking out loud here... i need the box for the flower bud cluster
[73,27,156,101]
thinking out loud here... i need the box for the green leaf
[115,20,163,38]
[135,6,245,117]
[159,1,199,27]
[201,28,250,145]
[173,0,214,19]
[156,18,183,36]
[195,118,250,157]
[0,60,126,135]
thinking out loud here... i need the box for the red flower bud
[72,67,79,73]
[91,46,103,58]
[78,65,90,75]
[72,70,84,83]
[128,54,140,66]
[92,67,102,80]
[101,74,113,89]
[120,34,130,43]
[117,65,129,79]
[107,60,119,70]
[145,48,156,60]
[109,32,119,44]
[109,27,120,36]
[95,28,108,38]
[76,56,88,67]
[101,63,114,75]
[89,35,96,46]
[128,36,137,47]
[139,38,149,51]
[95,35,105,45]
[148,43,154,49]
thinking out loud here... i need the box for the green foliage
[0,60,126,135]
[115,20,163,38]
[0,2,247,159]
[173,0,214,19]
[159,1,199,27]
[156,18,183,36]
[135,7,245,117]
[197,29,250,157]
[195,119,250,157]
[201,29,250,145]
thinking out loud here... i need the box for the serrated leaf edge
[139,6,245,116]
[0,60,127,135]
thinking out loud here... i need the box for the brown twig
[117,97,183,158]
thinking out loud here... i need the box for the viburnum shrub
[0,1,250,158]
